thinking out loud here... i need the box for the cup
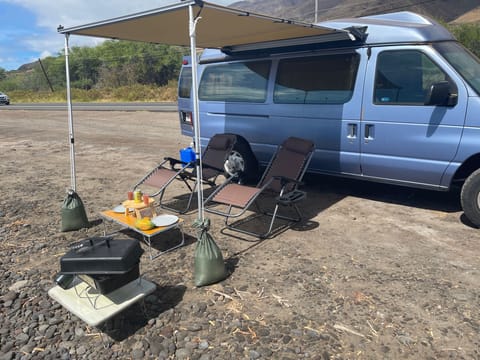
[134,190,142,203]
[127,191,134,201]
[143,194,149,205]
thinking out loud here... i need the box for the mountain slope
[452,6,480,23]
[231,0,480,23]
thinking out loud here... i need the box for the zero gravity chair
[204,137,315,239]
[133,133,237,214]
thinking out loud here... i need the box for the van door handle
[365,124,375,140]
[347,124,357,139]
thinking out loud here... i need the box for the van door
[269,51,364,175]
[361,46,468,188]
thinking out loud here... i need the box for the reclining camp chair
[204,136,315,239]
[133,133,237,214]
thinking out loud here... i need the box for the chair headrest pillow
[283,137,314,155]
[209,134,234,150]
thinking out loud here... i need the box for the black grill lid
[60,237,144,274]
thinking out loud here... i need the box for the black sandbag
[194,219,227,287]
[61,189,89,232]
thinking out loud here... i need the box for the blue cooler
[180,147,196,167]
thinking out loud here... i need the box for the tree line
[0,41,188,92]
[451,22,480,58]
[0,22,479,94]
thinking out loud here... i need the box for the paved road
[0,102,177,112]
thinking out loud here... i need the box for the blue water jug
[180,147,196,167]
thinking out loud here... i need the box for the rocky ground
[0,109,479,359]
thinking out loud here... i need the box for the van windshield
[434,42,480,95]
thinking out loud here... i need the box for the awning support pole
[64,34,76,191]
[189,4,204,222]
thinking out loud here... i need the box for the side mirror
[425,81,457,107]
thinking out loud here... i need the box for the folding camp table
[100,210,185,260]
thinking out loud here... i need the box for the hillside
[231,0,480,23]
[452,6,480,23]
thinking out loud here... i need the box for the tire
[460,168,480,227]
[223,135,258,184]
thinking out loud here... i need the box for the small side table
[122,199,156,219]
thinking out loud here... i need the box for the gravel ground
[0,109,479,359]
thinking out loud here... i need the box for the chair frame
[133,157,195,214]
[133,134,237,214]
[204,137,314,239]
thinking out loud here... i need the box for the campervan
[178,11,480,227]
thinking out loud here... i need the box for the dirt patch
[0,109,479,359]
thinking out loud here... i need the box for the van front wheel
[460,168,480,227]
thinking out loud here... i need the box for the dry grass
[7,82,178,103]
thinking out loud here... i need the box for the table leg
[142,234,153,260]
[141,222,185,260]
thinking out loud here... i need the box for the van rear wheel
[223,136,258,184]
[460,168,480,227]
[224,150,244,177]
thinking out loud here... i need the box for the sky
[0,0,233,71]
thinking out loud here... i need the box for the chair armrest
[164,157,193,170]
[276,190,306,205]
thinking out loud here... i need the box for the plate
[152,214,179,227]
[113,205,125,213]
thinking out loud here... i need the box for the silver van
[178,11,480,227]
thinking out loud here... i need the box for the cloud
[6,0,165,28]
[4,0,169,50]
[7,0,235,29]
[39,50,52,59]
[0,0,234,70]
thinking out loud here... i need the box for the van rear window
[274,54,359,104]
[178,67,192,99]
[199,61,271,102]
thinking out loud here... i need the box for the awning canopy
[57,0,355,52]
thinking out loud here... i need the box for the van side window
[374,50,454,105]
[178,67,192,99]
[274,53,359,104]
[199,61,271,102]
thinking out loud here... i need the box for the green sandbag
[61,190,89,232]
[193,218,227,287]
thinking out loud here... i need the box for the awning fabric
[57,0,353,51]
